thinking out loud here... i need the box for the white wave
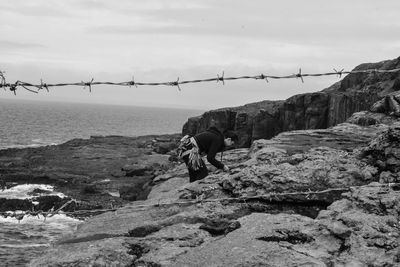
[0,213,82,226]
[0,142,59,150]
[2,144,42,149]
[107,191,120,197]
[31,139,58,146]
[0,184,66,199]
[0,243,50,248]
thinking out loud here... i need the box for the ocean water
[0,98,203,266]
[0,98,202,149]
[0,184,80,267]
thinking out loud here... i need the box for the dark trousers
[183,155,209,182]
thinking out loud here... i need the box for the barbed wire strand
[1,182,398,223]
[0,68,400,94]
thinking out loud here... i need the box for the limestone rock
[317,183,400,266]
[347,111,398,126]
[361,122,400,176]
[220,122,381,199]
[371,92,400,116]
[29,237,134,267]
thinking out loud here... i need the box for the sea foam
[0,184,66,199]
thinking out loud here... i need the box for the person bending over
[178,127,238,182]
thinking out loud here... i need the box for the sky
[0,0,399,110]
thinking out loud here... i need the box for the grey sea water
[0,98,203,266]
[0,98,202,149]
[0,184,80,267]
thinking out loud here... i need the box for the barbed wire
[1,68,400,95]
[1,182,398,223]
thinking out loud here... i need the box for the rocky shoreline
[28,111,400,266]
[0,134,182,216]
[1,57,400,266]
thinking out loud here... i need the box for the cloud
[87,22,190,35]
[70,0,110,11]
[0,40,45,50]
[1,0,400,109]
[0,1,75,17]
[104,0,209,12]
[82,0,400,49]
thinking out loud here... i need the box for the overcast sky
[1,0,399,110]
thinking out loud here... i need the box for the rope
[1,182,398,223]
[1,68,399,94]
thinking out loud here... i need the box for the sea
[0,98,203,266]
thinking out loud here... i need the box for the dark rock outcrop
[182,100,283,147]
[183,57,400,147]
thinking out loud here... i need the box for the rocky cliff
[183,57,400,147]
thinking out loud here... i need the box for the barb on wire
[334,68,344,78]
[128,76,137,88]
[0,67,399,94]
[295,68,304,83]
[9,83,17,95]
[168,77,181,91]
[257,74,268,83]
[38,79,49,92]
[82,78,94,92]
[217,71,225,85]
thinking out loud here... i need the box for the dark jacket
[193,127,225,169]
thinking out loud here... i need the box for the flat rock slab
[172,213,331,267]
